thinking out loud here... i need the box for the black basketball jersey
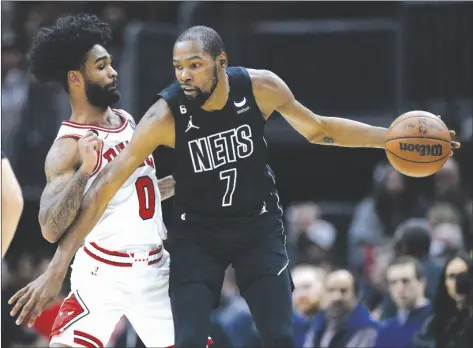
[157,67,279,218]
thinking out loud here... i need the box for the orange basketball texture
[385,111,451,178]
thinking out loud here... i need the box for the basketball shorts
[49,242,174,347]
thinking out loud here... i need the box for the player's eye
[190,63,201,69]
[174,65,183,70]
[97,65,105,70]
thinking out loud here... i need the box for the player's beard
[85,80,121,109]
[186,64,219,107]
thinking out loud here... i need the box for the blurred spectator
[303,269,379,348]
[286,202,337,267]
[393,219,442,299]
[367,218,441,322]
[1,43,31,163]
[347,162,428,276]
[427,202,462,229]
[434,158,462,203]
[433,158,471,247]
[211,267,259,348]
[375,256,431,347]
[292,265,328,347]
[300,220,338,267]
[412,252,473,348]
[430,222,465,265]
[467,200,473,245]
[286,202,320,263]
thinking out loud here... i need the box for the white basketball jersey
[54,109,166,250]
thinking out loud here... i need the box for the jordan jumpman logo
[185,116,200,132]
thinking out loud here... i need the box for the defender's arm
[48,99,175,275]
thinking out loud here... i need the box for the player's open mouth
[183,88,197,96]
[108,81,119,90]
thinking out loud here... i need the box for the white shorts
[50,242,174,348]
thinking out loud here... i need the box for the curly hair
[27,13,112,90]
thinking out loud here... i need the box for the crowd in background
[3,157,472,347]
[2,1,472,348]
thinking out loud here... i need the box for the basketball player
[10,25,460,347]
[9,14,176,347]
[1,151,24,258]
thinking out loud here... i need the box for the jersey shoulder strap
[55,109,130,141]
[227,66,260,114]
[54,124,89,142]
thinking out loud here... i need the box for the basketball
[384,110,451,178]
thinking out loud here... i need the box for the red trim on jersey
[84,243,164,267]
[112,108,130,121]
[50,291,89,340]
[62,110,128,133]
[148,255,163,265]
[74,330,104,348]
[149,245,163,256]
[83,246,133,267]
[89,242,130,257]
[56,134,82,141]
[73,337,95,348]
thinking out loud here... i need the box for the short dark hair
[27,13,112,90]
[394,218,431,259]
[175,26,225,59]
[387,256,425,279]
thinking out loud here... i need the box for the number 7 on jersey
[219,168,237,207]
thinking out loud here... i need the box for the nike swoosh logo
[234,97,246,108]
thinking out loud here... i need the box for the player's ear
[217,52,228,68]
[67,71,82,87]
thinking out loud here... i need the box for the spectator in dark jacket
[377,219,442,320]
[375,256,431,347]
[304,269,379,348]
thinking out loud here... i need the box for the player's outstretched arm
[1,157,24,258]
[250,69,387,148]
[8,99,175,327]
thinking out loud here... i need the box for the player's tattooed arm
[39,130,102,243]
[250,68,387,148]
[38,139,88,243]
[47,99,176,272]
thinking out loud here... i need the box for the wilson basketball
[385,110,451,178]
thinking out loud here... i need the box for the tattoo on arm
[40,170,89,239]
[323,137,335,143]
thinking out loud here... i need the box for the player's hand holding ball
[384,111,461,177]
[78,130,103,175]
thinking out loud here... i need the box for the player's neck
[70,99,111,126]
[201,73,229,112]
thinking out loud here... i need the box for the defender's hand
[78,131,103,175]
[158,175,176,200]
[9,271,64,327]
